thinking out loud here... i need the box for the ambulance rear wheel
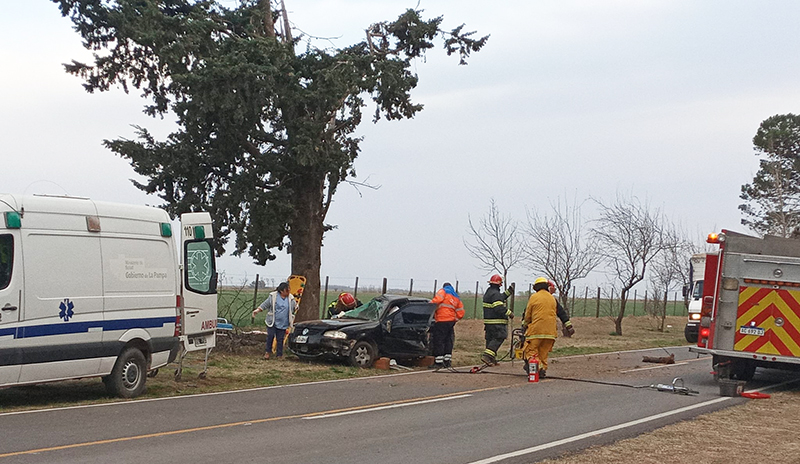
[106,347,147,398]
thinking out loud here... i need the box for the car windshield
[339,298,383,321]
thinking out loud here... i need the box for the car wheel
[349,341,376,368]
[105,347,147,398]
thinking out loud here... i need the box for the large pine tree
[54,0,487,320]
[740,114,800,237]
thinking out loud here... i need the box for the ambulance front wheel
[105,347,148,398]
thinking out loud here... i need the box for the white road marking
[468,379,798,464]
[301,394,472,420]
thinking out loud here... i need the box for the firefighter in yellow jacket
[523,277,558,378]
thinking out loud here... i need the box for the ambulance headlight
[323,330,348,339]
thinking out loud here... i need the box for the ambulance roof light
[4,211,21,229]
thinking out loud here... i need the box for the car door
[380,302,436,358]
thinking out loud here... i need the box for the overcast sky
[2,1,798,294]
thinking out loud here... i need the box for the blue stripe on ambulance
[0,317,175,339]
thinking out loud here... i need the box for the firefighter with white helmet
[481,274,515,365]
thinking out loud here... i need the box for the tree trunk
[614,289,629,336]
[288,174,325,323]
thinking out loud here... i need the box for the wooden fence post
[609,288,614,317]
[510,281,516,316]
[570,286,576,314]
[674,291,679,316]
[632,289,637,316]
[473,280,479,319]
[643,290,648,316]
[354,277,359,299]
[433,279,437,297]
[583,287,588,316]
[595,287,601,318]
[409,278,414,296]
[251,273,260,325]
[382,277,387,295]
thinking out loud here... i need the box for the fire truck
[690,230,800,380]
[684,253,706,343]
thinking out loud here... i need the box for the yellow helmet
[534,277,548,285]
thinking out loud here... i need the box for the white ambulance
[0,194,217,397]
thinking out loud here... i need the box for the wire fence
[217,274,689,327]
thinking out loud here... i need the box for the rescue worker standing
[481,274,515,366]
[430,282,464,369]
[522,277,558,377]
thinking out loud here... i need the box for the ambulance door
[180,213,217,351]
[0,231,22,385]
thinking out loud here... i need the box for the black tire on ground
[684,324,698,344]
[732,360,756,381]
[349,341,377,368]
[105,347,148,398]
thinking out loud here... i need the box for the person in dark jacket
[548,280,575,337]
[481,274,514,365]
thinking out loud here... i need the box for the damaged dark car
[288,295,436,367]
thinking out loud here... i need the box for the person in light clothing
[252,282,297,359]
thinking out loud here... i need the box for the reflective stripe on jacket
[431,288,465,322]
[483,284,512,325]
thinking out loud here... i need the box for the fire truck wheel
[105,347,148,398]
[732,360,756,381]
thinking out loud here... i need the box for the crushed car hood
[295,318,376,331]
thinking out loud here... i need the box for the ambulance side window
[185,240,216,294]
[0,234,12,290]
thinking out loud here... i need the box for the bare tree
[522,196,601,310]
[464,199,522,286]
[593,194,667,335]
[648,224,686,331]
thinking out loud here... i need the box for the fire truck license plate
[295,335,308,343]
[739,326,765,336]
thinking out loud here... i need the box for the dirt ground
[539,389,800,464]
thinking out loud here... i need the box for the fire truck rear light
[707,232,726,244]
[700,328,710,338]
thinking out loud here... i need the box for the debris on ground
[642,353,675,364]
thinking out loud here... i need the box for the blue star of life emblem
[59,299,74,322]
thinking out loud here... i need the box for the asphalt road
[1,346,796,464]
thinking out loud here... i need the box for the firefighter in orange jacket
[429,282,464,369]
[523,277,558,378]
